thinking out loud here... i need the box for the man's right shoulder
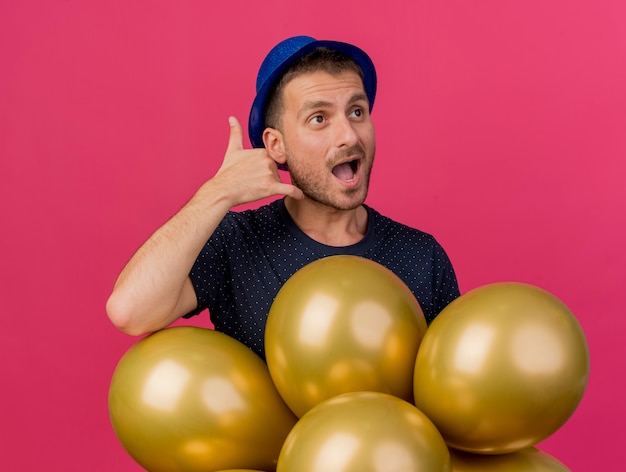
[219,199,284,232]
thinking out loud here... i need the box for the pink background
[2,0,624,470]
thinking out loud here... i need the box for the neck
[284,197,368,247]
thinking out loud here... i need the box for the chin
[330,192,369,211]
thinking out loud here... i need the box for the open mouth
[332,159,359,182]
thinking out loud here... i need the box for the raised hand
[208,116,303,207]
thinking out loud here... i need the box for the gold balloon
[277,392,451,472]
[266,255,427,417]
[414,282,589,454]
[109,327,297,472]
[450,447,571,471]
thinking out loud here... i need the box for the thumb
[226,116,244,152]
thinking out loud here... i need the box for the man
[107,36,459,359]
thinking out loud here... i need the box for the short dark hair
[263,48,365,131]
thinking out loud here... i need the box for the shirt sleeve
[431,242,460,318]
[183,216,234,319]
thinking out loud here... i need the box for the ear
[263,127,287,166]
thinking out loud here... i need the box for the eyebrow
[297,93,369,119]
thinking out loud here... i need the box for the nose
[333,115,359,148]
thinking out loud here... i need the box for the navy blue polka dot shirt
[186,198,459,359]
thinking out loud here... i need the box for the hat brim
[248,39,377,151]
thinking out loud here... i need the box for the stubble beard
[286,144,375,211]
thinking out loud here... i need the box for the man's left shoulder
[368,206,437,242]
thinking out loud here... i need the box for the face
[271,70,376,211]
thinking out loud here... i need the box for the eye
[309,115,325,125]
[350,108,364,118]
